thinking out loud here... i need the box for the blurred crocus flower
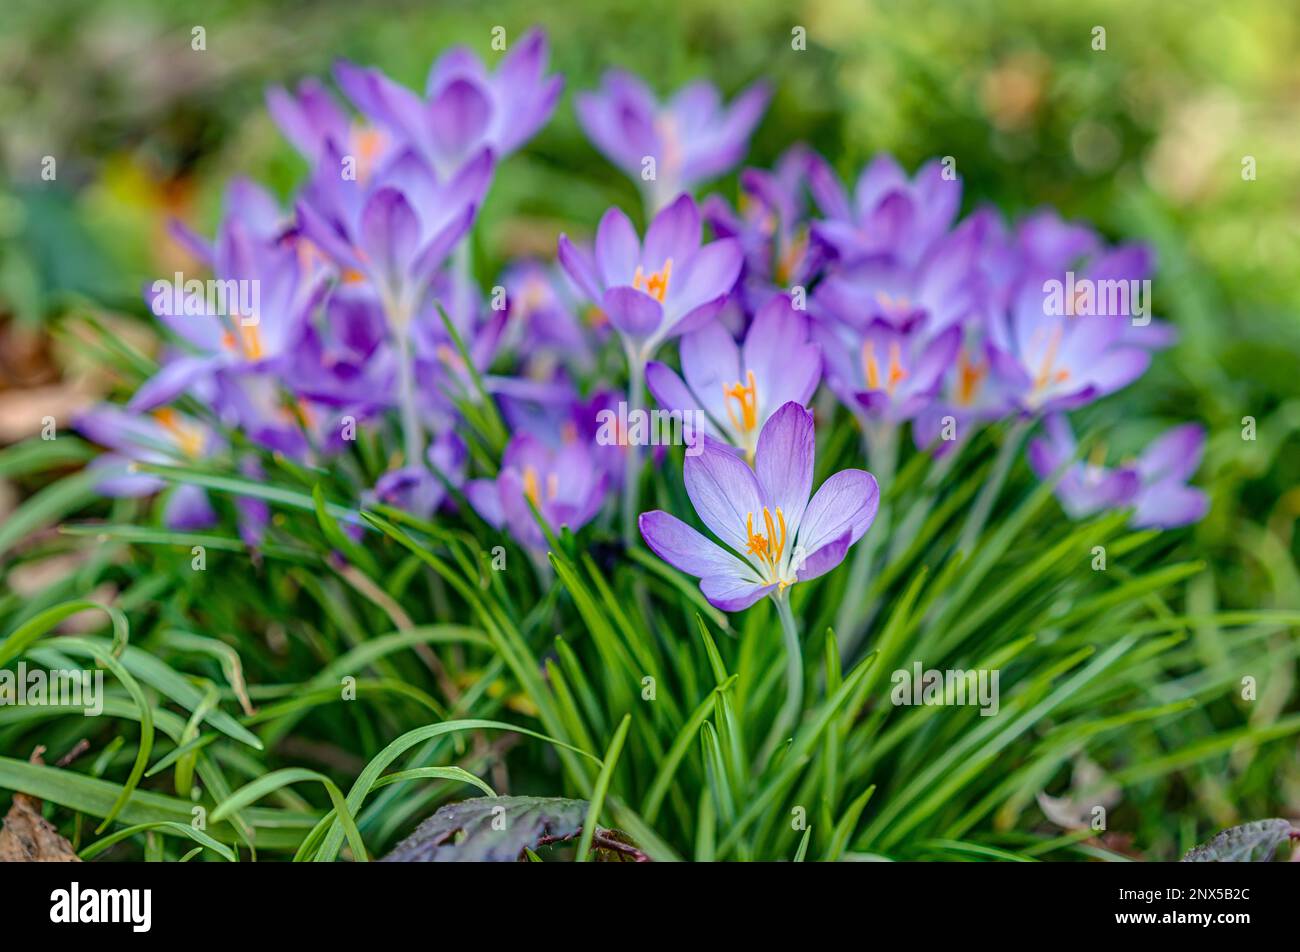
[703,145,822,313]
[913,341,1014,455]
[808,154,961,269]
[639,402,878,611]
[297,145,490,317]
[812,220,988,339]
[499,259,605,374]
[371,431,468,519]
[333,27,562,174]
[646,295,820,462]
[75,405,220,530]
[135,194,328,413]
[266,78,395,175]
[465,433,609,550]
[576,71,770,209]
[986,282,1151,414]
[558,193,742,363]
[814,316,961,425]
[287,286,396,416]
[1027,415,1208,528]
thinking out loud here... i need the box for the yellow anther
[1033,324,1070,391]
[522,466,541,508]
[152,408,204,458]
[633,258,673,303]
[744,505,787,579]
[955,350,987,407]
[223,322,265,360]
[351,125,386,183]
[862,340,908,395]
[723,370,759,435]
[522,465,558,509]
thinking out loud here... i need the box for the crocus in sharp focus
[639,402,879,611]
[465,433,610,550]
[576,71,771,210]
[1027,414,1208,529]
[646,294,821,462]
[558,193,742,363]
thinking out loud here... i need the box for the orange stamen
[723,370,759,435]
[744,505,788,580]
[633,259,673,303]
[955,350,987,406]
[152,408,204,458]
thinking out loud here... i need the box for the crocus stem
[759,593,803,767]
[622,351,645,548]
[390,300,423,468]
[833,422,897,652]
[956,418,1031,555]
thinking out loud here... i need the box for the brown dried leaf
[0,793,80,862]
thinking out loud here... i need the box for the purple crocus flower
[134,196,329,413]
[371,431,468,519]
[296,145,490,317]
[640,402,879,611]
[703,145,823,313]
[808,154,961,269]
[576,71,770,209]
[985,281,1151,414]
[286,285,396,415]
[811,217,989,340]
[557,193,742,362]
[333,27,562,174]
[1027,415,1208,528]
[465,432,609,550]
[266,78,394,175]
[912,340,1014,455]
[1129,424,1210,528]
[74,405,220,530]
[1026,415,1140,519]
[646,294,820,461]
[813,315,961,425]
[499,259,605,374]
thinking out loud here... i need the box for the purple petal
[557,235,603,302]
[683,438,765,554]
[643,193,701,266]
[639,510,756,579]
[163,484,218,531]
[797,469,880,555]
[754,402,815,533]
[1132,484,1208,529]
[426,77,492,158]
[594,206,641,287]
[1137,423,1204,484]
[128,355,220,412]
[602,286,663,338]
[794,530,851,582]
[360,188,419,288]
[671,238,742,309]
[699,575,776,612]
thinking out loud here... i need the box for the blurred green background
[0,0,1298,853]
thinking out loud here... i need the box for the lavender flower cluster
[76,27,1207,613]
